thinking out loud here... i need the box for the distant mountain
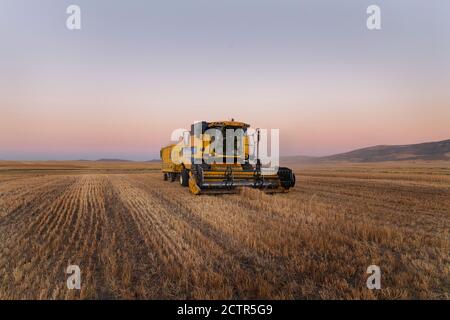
[86,139,450,163]
[319,139,450,162]
[96,159,134,162]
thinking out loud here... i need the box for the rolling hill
[319,139,450,162]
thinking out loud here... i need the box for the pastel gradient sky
[1,0,449,160]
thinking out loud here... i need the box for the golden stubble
[0,161,448,299]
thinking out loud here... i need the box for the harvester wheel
[278,167,296,189]
[180,169,189,187]
[163,173,168,181]
[170,173,177,182]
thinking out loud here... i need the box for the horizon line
[1,137,449,162]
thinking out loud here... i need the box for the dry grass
[0,160,448,299]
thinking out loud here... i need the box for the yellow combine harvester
[160,120,295,195]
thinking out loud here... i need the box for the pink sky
[1,1,449,160]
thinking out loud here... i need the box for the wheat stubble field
[0,161,448,300]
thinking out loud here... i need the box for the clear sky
[0,0,449,160]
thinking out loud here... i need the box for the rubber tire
[180,169,189,187]
[170,173,176,182]
[163,173,168,181]
[278,167,296,189]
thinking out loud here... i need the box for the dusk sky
[1,0,449,160]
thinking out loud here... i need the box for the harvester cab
[160,120,296,195]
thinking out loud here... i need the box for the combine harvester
[160,120,296,195]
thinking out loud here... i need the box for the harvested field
[0,161,448,299]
